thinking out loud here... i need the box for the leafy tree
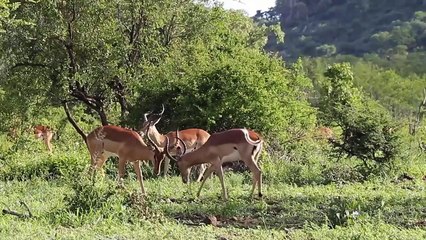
[320,63,400,171]
[128,8,315,143]
[1,0,311,146]
[0,0,20,32]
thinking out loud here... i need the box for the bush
[321,163,364,184]
[0,151,86,181]
[56,172,162,227]
[261,146,325,186]
[129,47,315,145]
[320,63,401,174]
[64,174,120,214]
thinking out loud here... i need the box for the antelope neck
[149,126,167,147]
[182,149,210,167]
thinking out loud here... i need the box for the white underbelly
[103,150,118,158]
[221,151,240,163]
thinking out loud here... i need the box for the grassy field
[1,140,426,239]
[1,167,426,239]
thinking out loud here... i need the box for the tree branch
[69,81,109,126]
[62,100,87,142]
[108,76,129,121]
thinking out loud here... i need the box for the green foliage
[127,16,315,142]
[0,150,86,181]
[63,174,121,215]
[320,163,363,185]
[303,55,426,120]
[0,0,298,137]
[315,44,336,57]
[320,63,401,171]
[3,172,426,238]
[0,0,23,32]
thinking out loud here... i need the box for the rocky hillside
[256,0,426,59]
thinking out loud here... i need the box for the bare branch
[69,81,109,126]
[62,100,87,142]
[108,76,129,121]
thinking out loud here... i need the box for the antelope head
[165,134,188,182]
[139,104,165,135]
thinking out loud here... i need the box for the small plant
[321,163,364,184]
[64,173,118,214]
[62,172,163,224]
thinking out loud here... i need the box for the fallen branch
[2,201,34,219]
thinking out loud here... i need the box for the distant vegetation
[254,0,426,126]
[257,0,426,59]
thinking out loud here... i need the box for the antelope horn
[175,129,187,156]
[165,136,178,161]
[158,104,165,115]
[176,136,187,156]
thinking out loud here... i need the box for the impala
[166,128,263,200]
[34,125,54,153]
[63,102,165,195]
[140,106,210,181]
[314,126,335,142]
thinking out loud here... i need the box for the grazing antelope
[34,125,54,153]
[140,105,210,181]
[63,102,165,195]
[166,128,263,200]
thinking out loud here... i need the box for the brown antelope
[140,105,210,181]
[34,125,54,153]
[166,128,263,200]
[63,102,165,195]
[314,126,334,142]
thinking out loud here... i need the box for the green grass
[1,136,425,239]
[1,171,426,239]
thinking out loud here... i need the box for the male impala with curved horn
[140,105,210,181]
[63,101,165,195]
[166,128,263,200]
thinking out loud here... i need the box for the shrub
[129,48,315,145]
[59,172,162,227]
[321,163,364,184]
[320,63,401,174]
[0,151,86,181]
[64,174,119,214]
